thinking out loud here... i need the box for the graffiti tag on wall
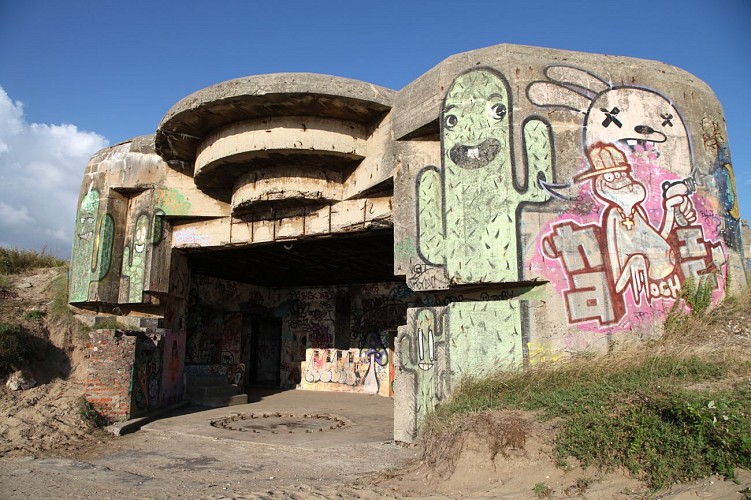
[70,188,114,302]
[528,66,728,330]
[412,68,555,288]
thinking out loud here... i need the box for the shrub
[23,310,45,321]
[0,247,66,275]
[78,397,111,428]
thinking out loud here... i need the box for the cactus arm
[399,333,418,373]
[416,165,446,266]
[522,118,554,203]
[96,214,114,280]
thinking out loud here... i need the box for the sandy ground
[2,407,749,499]
[2,268,751,499]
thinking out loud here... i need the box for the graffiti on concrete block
[121,213,149,303]
[399,308,447,436]
[528,66,728,330]
[412,68,554,289]
[174,227,210,247]
[303,348,387,395]
[528,65,694,178]
[70,188,114,302]
[228,363,245,385]
[397,300,522,438]
[711,145,742,250]
[132,337,163,412]
[161,332,186,405]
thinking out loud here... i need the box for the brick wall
[84,329,137,420]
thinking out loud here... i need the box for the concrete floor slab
[142,388,395,449]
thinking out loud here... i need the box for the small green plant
[0,274,11,287]
[683,274,716,317]
[574,477,592,493]
[23,310,45,321]
[78,397,111,428]
[665,272,720,335]
[533,482,551,498]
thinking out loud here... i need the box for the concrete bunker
[72,44,745,442]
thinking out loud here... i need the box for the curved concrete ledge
[194,149,362,189]
[155,73,395,169]
[194,116,367,188]
[232,166,342,216]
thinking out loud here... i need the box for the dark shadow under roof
[186,229,396,288]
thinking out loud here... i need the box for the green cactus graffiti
[399,300,524,436]
[416,68,553,284]
[121,213,149,303]
[400,308,445,433]
[70,189,114,302]
[446,301,523,381]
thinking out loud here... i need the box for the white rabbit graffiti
[530,66,725,317]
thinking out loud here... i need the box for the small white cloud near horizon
[0,87,108,258]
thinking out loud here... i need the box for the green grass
[0,247,66,275]
[47,268,92,340]
[23,310,45,321]
[423,352,751,489]
[533,482,552,497]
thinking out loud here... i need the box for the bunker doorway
[244,317,282,388]
[184,229,399,398]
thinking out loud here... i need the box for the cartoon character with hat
[579,143,697,305]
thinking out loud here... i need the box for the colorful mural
[528,66,728,332]
[160,331,186,405]
[396,301,523,438]
[69,188,114,302]
[302,347,386,395]
[414,68,554,287]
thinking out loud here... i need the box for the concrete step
[201,393,248,408]
[185,382,247,407]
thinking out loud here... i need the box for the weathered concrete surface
[143,388,396,448]
[156,73,395,172]
[69,43,745,443]
[0,389,415,499]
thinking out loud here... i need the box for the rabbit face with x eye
[527,66,693,177]
[584,88,692,176]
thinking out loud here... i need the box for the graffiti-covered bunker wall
[71,45,745,438]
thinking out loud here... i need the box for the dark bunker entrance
[181,229,409,405]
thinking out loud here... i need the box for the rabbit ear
[527,81,592,113]
[545,65,610,94]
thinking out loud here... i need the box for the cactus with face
[70,189,114,302]
[416,68,553,285]
[121,213,149,303]
[400,308,445,432]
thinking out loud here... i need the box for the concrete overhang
[186,229,397,287]
[155,73,396,172]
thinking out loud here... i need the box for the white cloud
[0,202,35,225]
[0,87,108,258]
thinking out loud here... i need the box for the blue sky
[0,0,749,257]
